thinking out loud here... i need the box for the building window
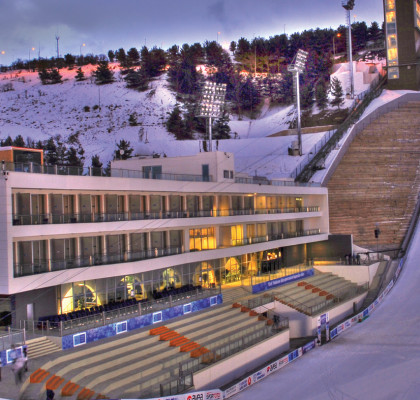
[386,0,395,11]
[189,227,216,251]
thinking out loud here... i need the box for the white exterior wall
[1,158,329,297]
[111,151,235,183]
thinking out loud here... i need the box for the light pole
[198,81,227,152]
[80,43,86,57]
[28,47,35,61]
[288,49,309,156]
[0,50,5,71]
[333,33,341,61]
[342,0,355,99]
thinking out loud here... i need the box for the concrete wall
[111,151,235,183]
[193,329,289,389]
[14,287,56,326]
[273,292,366,338]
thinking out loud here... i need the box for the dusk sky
[0,0,384,65]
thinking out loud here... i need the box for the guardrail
[11,206,321,226]
[159,324,283,396]
[296,72,388,183]
[2,161,213,183]
[20,287,219,337]
[0,327,26,351]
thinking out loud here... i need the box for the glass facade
[385,0,399,79]
[56,246,293,314]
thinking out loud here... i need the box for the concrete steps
[26,336,61,360]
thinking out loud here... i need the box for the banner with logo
[252,269,314,294]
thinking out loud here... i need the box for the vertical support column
[145,194,151,214]
[46,239,51,272]
[183,229,190,252]
[213,195,219,217]
[208,116,212,152]
[165,195,170,216]
[74,237,81,268]
[295,71,302,156]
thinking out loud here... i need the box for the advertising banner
[252,269,314,294]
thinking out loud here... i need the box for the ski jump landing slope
[235,224,420,400]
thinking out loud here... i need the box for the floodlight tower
[198,81,227,152]
[342,0,355,99]
[287,49,309,156]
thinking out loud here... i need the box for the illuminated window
[388,67,400,79]
[386,0,395,11]
[386,11,396,23]
[388,48,398,62]
[387,35,397,48]
[189,227,216,251]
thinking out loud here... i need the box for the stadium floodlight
[342,0,354,11]
[287,49,309,156]
[198,81,227,151]
[342,0,355,99]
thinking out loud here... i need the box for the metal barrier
[20,287,219,337]
[0,327,26,350]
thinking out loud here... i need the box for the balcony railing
[3,161,321,187]
[12,206,320,226]
[14,246,183,277]
[231,229,321,246]
[3,162,212,182]
[13,230,324,278]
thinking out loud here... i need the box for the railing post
[60,321,63,337]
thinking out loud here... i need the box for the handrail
[296,73,387,183]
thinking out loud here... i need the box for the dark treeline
[2,21,384,141]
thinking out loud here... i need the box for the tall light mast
[342,0,355,99]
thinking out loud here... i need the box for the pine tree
[13,135,26,147]
[124,69,148,91]
[108,50,115,63]
[45,137,58,164]
[91,154,103,176]
[330,77,344,109]
[213,112,231,139]
[116,140,134,160]
[75,67,85,81]
[315,81,328,111]
[127,47,140,66]
[93,61,114,84]
[38,68,62,85]
[65,146,83,167]
[166,105,186,139]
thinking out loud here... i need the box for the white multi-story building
[0,149,329,325]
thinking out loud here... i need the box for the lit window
[386,11,395,23]
[386,0,395,11]
[387,35,397,48]
[388,48,398,62]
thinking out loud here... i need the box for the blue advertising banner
[252,269,314,294]
[62,293,223,350]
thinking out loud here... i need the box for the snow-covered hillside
[0,61,389,180]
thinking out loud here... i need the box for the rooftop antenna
[55,35,60,59]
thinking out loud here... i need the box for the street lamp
[28,47,35,61]
[198,81,227,152]
[333,33,341,60]
[0,50,5,72]
[288,49,309,156]
[80,43,86,57]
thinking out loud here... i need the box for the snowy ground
[0,62,386,180]
[234,223,420,399]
